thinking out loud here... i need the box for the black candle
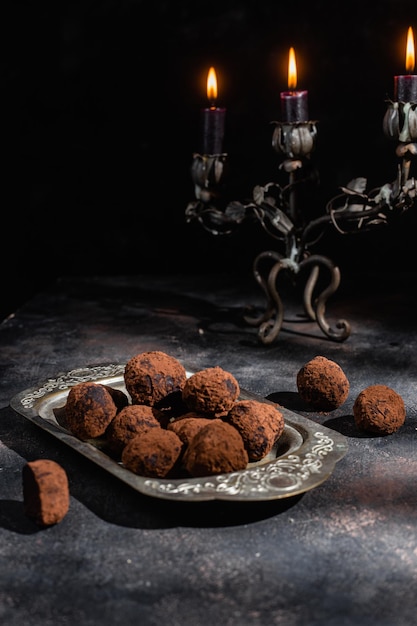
[394,26,417,102]
[280,47,309,123]
[200,67,226,154]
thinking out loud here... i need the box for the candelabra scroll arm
[243,250,283,327]
[303,264,320,320]
[185,199,244,235]
[298,254,351,342]
[249,183,295,241]
[256,257,286,345]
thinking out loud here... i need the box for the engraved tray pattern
[10,364,348,502]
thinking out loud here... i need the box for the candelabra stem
[402,156,411,185]
[289,172,297,223]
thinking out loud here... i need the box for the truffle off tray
[10,364,348,502]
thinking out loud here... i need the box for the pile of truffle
[57,350,286,480]
[23,351,407,527]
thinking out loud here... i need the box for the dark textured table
[1,271,417,626]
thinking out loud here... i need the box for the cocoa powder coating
[22,459,70,527]
[183,420,248,477]
[105,404,162,455]
[124,350,187,407]
[122,428,183,478]
[167,413,214,447]
[182,366,240,417]
[296,355,349,411]
[226,399,285,461]
[64,381,118,440]
[353,384,406,435]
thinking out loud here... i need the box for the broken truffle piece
[64,381,118,440]
[226,399,285,461]
[121,428,183,478]
[124,350,187,407]
[182,366,240,417]
[296,355,349,411]
[22,459,70,527]
[353,384,406,435]
[105,404,162,456]
[183,420,248,477]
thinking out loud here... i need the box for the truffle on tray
[182,366,240,417]
[121,428,183,478]
[64,381,119,440]
[226,399,285,461]
[124,350,187,408]
[183,420,248,477]
[105,404,163,456]
[167,413,214,447]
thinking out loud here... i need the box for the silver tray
[10,364,348,502]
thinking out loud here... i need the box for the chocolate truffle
[122,429,183,478]
[22,459,70,527]
[124,350,187,407]
[167,413,215,447]
[182,366,240,417]
[226,399,285,461]
[105,404,162,455]
[103,385,129,411]
[353,384,406,435]
[296,355,349,411]
[183,420,248,477]
[64,381,118,440]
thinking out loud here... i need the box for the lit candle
[394,26,417,102]
[200,66,226,154]
[280,47,309,123]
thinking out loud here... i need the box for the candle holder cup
[383,99,417,183]
[186,152,232,234]
[186,111,417,343]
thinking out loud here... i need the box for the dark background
[2,1,417,318]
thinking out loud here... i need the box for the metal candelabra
[185,101,417,343]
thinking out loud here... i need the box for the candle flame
[288,47,297,90]
[406,26,415,72]
[207,66,218,103]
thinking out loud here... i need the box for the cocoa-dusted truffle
[167,413,215,447]
[183,420,248,477]
[124,350,187,407]
[296,355,349,411]
[122,428,183,478]
[64,381,118,440]
[22,459,70,527]
[102,385,129,411]
[105,404,162,456]
[353,384,406,435]
[182,366,240,417]
[226,399,285,461]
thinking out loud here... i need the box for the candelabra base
[243,250,351,343]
